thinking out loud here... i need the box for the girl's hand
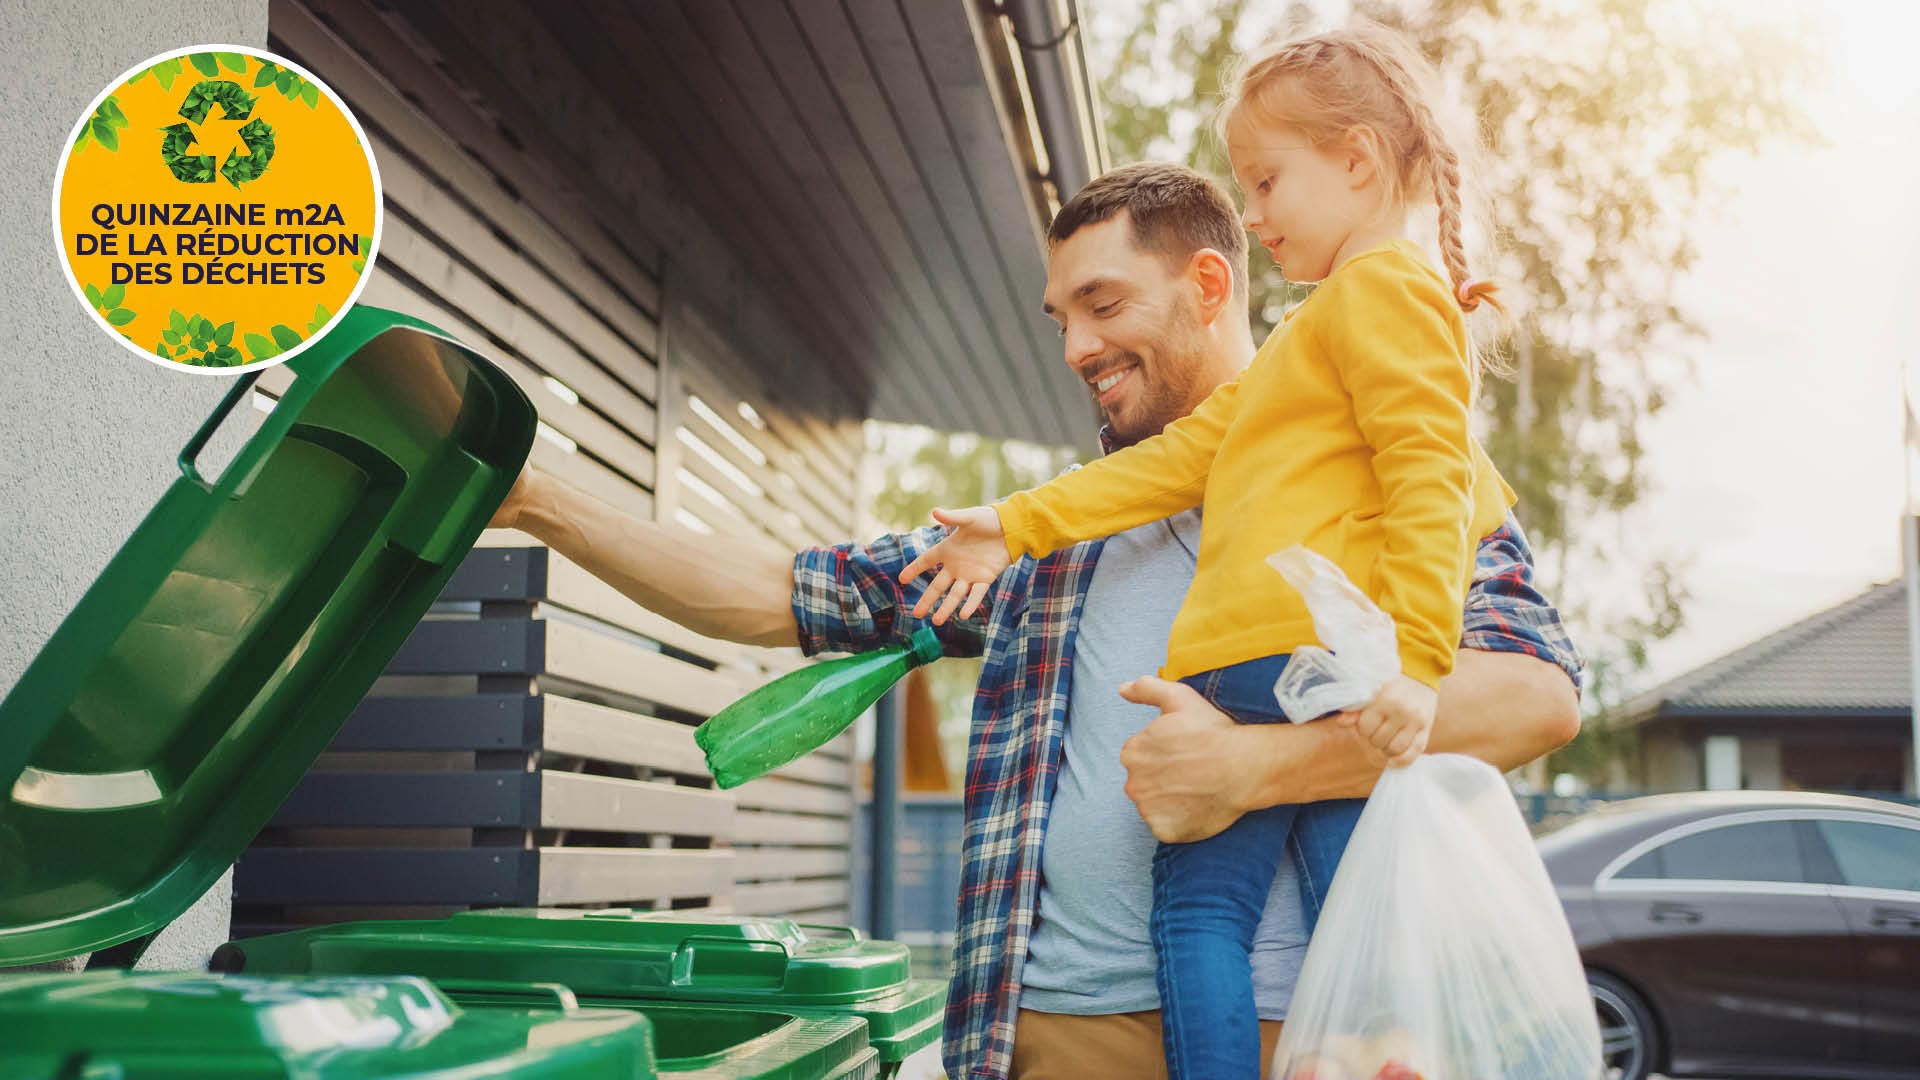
[898,506,1011,625]
[1335,674,1436,767]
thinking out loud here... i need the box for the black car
[1537,791,1920,1080]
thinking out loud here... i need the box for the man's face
[1042,215,1214,446]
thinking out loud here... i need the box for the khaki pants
[1009,1008,1284,1080]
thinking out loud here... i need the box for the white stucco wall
[0,0,269,972]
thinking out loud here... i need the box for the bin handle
[433,978,579,1011]
[670,935,788,989]
[796,923,863,944]
[177,372,262,489]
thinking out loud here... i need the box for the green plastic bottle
[697,627,945,789]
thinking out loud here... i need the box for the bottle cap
[907,626,945,667]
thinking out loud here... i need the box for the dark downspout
[869,685,902,940]
[1004,0,1101,200]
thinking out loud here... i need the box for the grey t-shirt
[1017,508,1309,1020]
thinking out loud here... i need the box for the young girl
[897,24,1516,1080]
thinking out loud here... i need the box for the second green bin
[216,908,944,1073]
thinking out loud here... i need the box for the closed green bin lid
[0,971,656,1078]
[218,909,944,1064]
[0,305,537,968]
[438,995,879,1080]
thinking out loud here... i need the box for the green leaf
[155,60,181,91]
[270,324,302,350]
[84,283,103,307]
[275,70,295,95]
[102,98,126,127]
[90,118,118,152]
[170,310,189,333]
[105,308,136,326]
[219,52,247,73]
[313,303,330,324]
[190,53,220,78]
[193,314,212,337]
[162,329,181,346]
[300,81,319,109]
[215,344,240,361]
[254,63,278,88]
[244,332,279,360]
[101,282,124,309]
[73,124,91,153]
[130,69,149,84]
[154,342,168,358]
[215,321,235,345]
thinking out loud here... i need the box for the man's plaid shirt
[789,443,1583,1080]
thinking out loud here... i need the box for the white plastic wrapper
[1265,546,1401,722]
[1262,545,1604,1080]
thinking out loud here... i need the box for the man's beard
[1099,317,1206,447]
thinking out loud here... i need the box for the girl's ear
[1341,125,1382,190]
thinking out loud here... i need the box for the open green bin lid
[217,909,945,1064]
[0,971,656,1078]
[0,305,537,968]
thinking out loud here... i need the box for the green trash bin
[0,971,657,1078]
[216,908,945,1075]
[0,306,537,971]
[0,305,888,1079]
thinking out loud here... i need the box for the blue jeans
[1151,653,1367,1080]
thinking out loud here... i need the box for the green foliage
[73,95,129,154]
[870,1,1819,781]
[870,428,1078,764]
[253,61,322,109]
[158,311,245,367]
[84,280,135,329]
[222,117,276,188]
[1082,0,1817,775]
[128,57,187,92]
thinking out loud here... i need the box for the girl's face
[1226,112,1380,284]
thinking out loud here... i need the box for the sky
[1625,0,1920,687]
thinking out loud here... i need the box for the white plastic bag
[1267,754,1604,1080]
[1265,547,1401,722]
[1264,545,1603,1080]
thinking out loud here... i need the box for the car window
[1813,820,1920,893]
[1613,820,1805,884]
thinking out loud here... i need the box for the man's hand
[898,506,1011,625]
[1116,653,1577,841]
[1117,676,1278,843]
[1336,673,1435,767]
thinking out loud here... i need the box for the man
[488,162,1582,1080]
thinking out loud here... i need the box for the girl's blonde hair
[1221,23,1510,372]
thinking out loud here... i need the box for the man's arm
[496,467,990,658]
[1118,649,1579,843]
[497,467,802,648]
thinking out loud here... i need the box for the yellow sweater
[997,239,1515,688]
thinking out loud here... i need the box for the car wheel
[1589,969,1661,1080]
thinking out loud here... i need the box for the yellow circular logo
[53,45,381,373]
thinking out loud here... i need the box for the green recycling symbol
[160,80,276,189]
